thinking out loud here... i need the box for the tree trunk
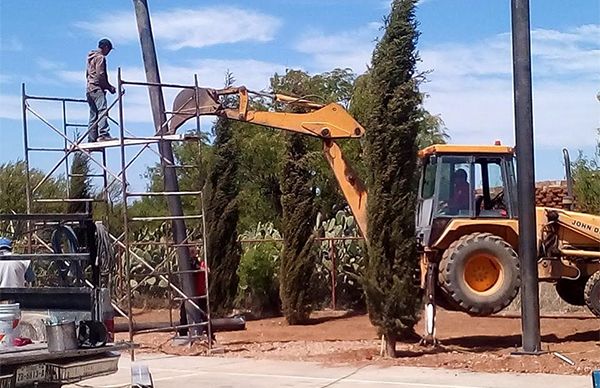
[384,334,397,358]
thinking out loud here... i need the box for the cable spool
[51,225,84,286]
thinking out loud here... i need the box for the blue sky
[0,0,598,192]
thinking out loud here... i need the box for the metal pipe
[132,0,202,335]
[559,249,600,259]
[562,148,574,210]
[330,240,337,310]
[34,198,101,203]
[24,95,87,103]
[511,0,542,353]
[3,253,89,261]
[28,147,67,152]
[130,215,203,222]
[62,100,70,199]
[201,191,212,350]
[120,79,196,89]
[117,68,134,360]
[22,84,32,253]
[126,191,203,197]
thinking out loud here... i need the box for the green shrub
[573,134,600,215]
[236,223,282,316]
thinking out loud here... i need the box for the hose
[51,225,84,286]
[95,221,115,275]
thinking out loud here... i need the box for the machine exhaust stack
[562,148,574,211]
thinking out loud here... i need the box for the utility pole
[132,0,203,334]
[511,0,542,353]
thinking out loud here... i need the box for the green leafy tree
[234,122,285,232]
[0,161,65,215]
[363,0,423,357]
[0,161,66,237]
[573,131,600,214]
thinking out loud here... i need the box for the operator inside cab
[448,169,470,214]
[0,238,35,288]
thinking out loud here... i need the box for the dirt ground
[116,309,600,376]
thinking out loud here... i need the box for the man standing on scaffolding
[86,38,116,142]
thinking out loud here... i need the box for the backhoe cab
[417,144,600,319]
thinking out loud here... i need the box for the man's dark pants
[86,89,110,142]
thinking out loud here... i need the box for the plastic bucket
[0,303,21,329]
[0,303,20,347]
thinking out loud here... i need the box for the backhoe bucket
[169,88,222,133]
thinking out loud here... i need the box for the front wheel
[439,232,521,316]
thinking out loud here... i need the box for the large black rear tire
[584,270,600,317]
[439,232,520,316]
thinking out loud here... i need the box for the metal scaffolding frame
[17,69,213,357]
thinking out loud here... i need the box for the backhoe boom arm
[169,86,369,237]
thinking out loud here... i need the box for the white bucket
[0,303,20,348]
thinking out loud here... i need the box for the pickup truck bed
[0,342,129,388]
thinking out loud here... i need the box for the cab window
[436,156,472,216]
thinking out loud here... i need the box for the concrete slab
[65,354,591,388]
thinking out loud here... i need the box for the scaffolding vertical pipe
[101,148,109,222]
[131,0,203,334]
[330,240,337,310]
[194,74,201,135]
[62,100,70,198]
[117,69,135,360]
[201,191,212,350]
[511,0,542,353]
[21,83,32,252]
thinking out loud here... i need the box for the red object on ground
[12,337,32,347]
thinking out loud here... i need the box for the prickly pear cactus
[317,209,365,308]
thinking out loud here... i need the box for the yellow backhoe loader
[169,85,600,340]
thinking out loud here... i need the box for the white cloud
[420,24,600,150]
[37,59,67,71]
[0,37,23,52]
[421,25,600,80]
[75,6,281,50]
[295,24,381,73]
[0,75,14,84]
[0,95,22,120]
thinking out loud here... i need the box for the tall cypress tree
[279,133,318,324]
[363,0,423,357]
[68,152,91,213]
[204,117,242,316]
